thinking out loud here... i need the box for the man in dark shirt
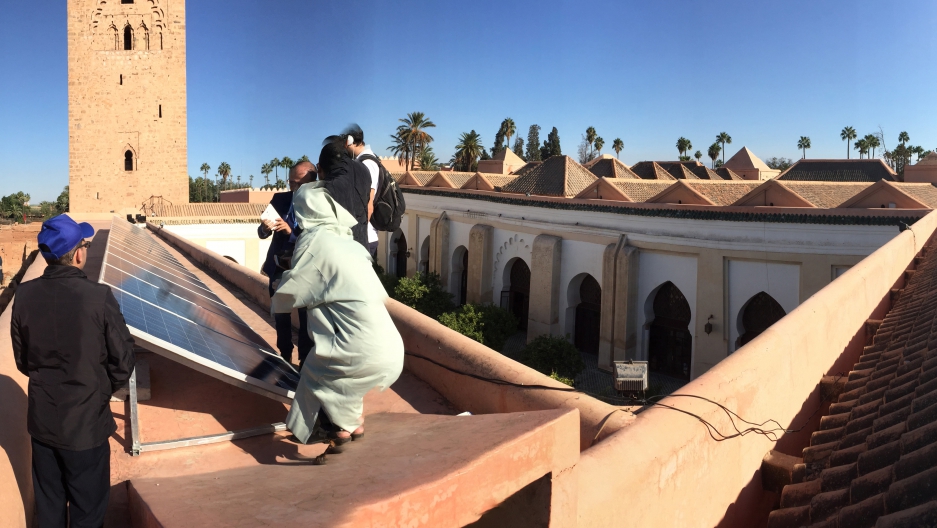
[12,214,136,528]
[259,161,315,366]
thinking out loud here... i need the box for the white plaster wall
[727,260,800,353]
[559,239,606,338]
[636,251,699,362]
[491,228,534,303]
[206,240,246,266]
[164,224,270,273]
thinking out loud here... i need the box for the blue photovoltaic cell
[101,220,299,393]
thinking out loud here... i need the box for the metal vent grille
[614,361,648,392]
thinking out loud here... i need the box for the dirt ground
[0,224,40,287]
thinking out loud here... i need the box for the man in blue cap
[12,214,135,527]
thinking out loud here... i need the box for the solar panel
[99,219,299,401]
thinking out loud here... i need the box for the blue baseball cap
[38,215,95,260]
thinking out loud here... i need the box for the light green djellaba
[272,182,404,442]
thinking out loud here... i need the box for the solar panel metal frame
[99,218,297,404]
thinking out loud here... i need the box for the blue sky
[1,0,935,201]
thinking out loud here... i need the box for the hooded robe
[272,182,404,441]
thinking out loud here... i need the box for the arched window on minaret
[139,22,149,50]
[124,150,134,171]
[109,24,119,50]
[123,25,133,51]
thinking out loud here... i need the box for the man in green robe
[272,182,404,444]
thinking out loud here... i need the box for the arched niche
[389,229,407,278]
[565,273,601,354]
[501,257,530,331]
[736,291,786,348]
[450,245,468,306]
[418,236,430,275]
[646,281,692,380]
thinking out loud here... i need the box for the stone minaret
[68,0,188,215]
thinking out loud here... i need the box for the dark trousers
[31,438,110,528]
[269,278,313,367]
[368,241,378,260]
[275,309,312,366]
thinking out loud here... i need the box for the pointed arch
[123,24,134,50]
[736,292,786,347]
[646,281,692,380]
[138,21,149,50]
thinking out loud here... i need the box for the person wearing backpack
[343,124,406,259]
[343,125,381,258]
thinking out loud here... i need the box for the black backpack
[358,153,406,232]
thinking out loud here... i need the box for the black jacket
[12,265,136,451]
[322,158,372,249]
[258,191,295,279]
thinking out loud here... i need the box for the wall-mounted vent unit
[614,360,648,392]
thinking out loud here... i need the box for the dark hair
[318,137,350,178]
[342,123,364,146]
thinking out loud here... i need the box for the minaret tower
[68,0,188,214]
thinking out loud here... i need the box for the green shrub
[474,303,518,351]
[438,304,484,343]
[549,371,576,387]
[519,334,585,380]
[393,272,454,320]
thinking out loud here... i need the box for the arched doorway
[648,282,692,380]
[504,259,530,330]
[418,237,430,274]
[737,292,786,347]
[450,246,469,306]
[574,275,601,354]
[393,231,408,278]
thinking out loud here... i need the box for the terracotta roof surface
[587,158,640,179]
[778,160,897,182]
[686,181,762,205]
[916,153,937,166]
[662,163,701,180]
[149,203,267,218]
[440,171,476,188]
[898,184,937,208]
[781,183,874,209]
[607,180,677,202]
[511,161,541,177]
[630,162,678,180]
[686,165,725,180]
[405,171,437,185]
[768,241,937,528]
[715,167,745,180]
[486,174,519,188]
[502,156,597,198]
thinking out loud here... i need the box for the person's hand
[270,218,292,235]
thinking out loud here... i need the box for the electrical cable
[405,350,846,445]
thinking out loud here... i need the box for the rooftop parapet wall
[574,209,937,527]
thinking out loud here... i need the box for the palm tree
[399,112,436,171]
[855,138,869,159]
[716,132,732,163]
[261,163,272,187]
[280,157,294,180]
[500,118,516,154]
[915,145,925,161]
[199,163,210,202]
[685,139,693,159]
[586,127,597,158]
[298,154,310,163]
[270,158,281,185]
[217,161,232,190]
[594,137,605,155]
[707,143,721,168]
[249,175,254,188]
[694,151,702,163]
[454,130,484,172]
[865,134,880,158]
[797,136,811,159]
[840,127,857,159]
[612,138,624,159]
[387,129,410,169]
[899,131,910,146]
[676,137,690,158]
[419,146,439,171]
